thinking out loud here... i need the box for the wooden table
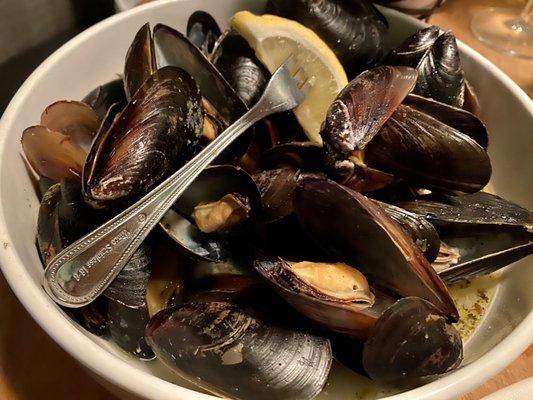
[0,0,531,399]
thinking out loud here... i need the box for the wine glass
[471,0,533,59]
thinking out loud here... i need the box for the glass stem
[520,0,533,24]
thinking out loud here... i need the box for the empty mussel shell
[146,301,332,400]
[83,66,203,207]
[22,126,86,182]
[40,100,101,151]
[365,104,491,194]
[294,177,458,320]
[363,297,463,389]
[124,23,157,100]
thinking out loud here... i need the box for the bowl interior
[0,1,532,399]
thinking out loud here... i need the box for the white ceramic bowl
[0,1,532,399]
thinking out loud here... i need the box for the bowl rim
[0,1,532,399]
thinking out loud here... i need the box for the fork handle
[44,96,272,307]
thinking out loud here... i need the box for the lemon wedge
[231,11,348,145]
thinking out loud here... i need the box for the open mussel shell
[415,31,465,107]
[294,178,458,320]
[365,104,491,194]
[82,78,127,119]
[160,165,259,262]
[124,23,157,100]
[187,10,222,55]
[22,126,86,182]
[376,200,440,262]
[400,192,533,281]
[154,24,253,160]
[363,297,463,389]
[253,168,299,223]
[160,210,230,262]
[404,94,488,149]
[172,165,260,218]
[83,66,203,207]
[40,100,101,151]
[211,30,268,107]
[254,257,393,338]
[437,231,533,283]
[385,26,441,68]
[267,0,388,76]
[146,301,332,400]
[322,66,418,156]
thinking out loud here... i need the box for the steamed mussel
[21,4,532,400]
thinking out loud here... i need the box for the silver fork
[44,58,310,308]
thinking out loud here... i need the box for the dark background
[0,0,115,113]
